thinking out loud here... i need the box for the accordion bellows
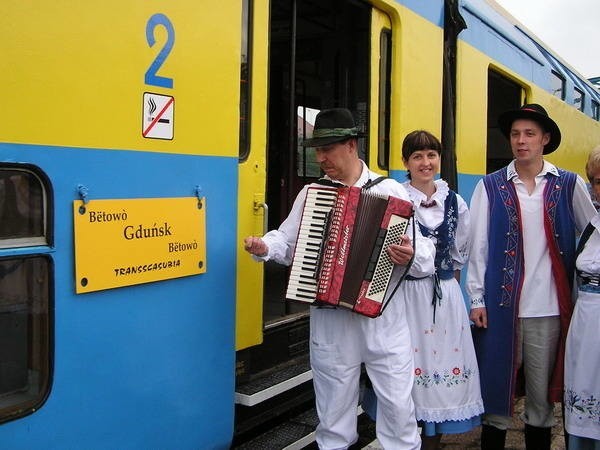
[286,185,413,317]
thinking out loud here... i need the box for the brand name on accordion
[337,224,351,266]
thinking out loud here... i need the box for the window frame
[574,86,585,112]
[0,165,51,249]
[592,100,600,121]
[377,28,392,170]
[550,70,565,100]
[0,164,53,424]
[238,0,253,162]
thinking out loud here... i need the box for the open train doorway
[486,70,523,173]
[263,0,371,325]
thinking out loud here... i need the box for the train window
[377,29,392,170]
[238,0,252,161]
[0,165,52,423]
[574,87,584,112]
[551,70,565,100]
[592,100,600,121]
[0,256,52,423]
[0,169,47,247]
[296,106,321,178]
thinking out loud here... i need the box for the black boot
[481,425,507,450]
[524,424,551,450]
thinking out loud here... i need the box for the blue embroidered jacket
[472,167,577,415]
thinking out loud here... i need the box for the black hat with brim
[301,108,366,147]
[498,103,561,154]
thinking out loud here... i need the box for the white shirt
[258,161,435,278]
[466,160,596,317]
[577,212,600,276]
[403,179,470,270]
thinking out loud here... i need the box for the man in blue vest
[466,104,596,450]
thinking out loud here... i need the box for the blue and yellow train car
[1,2,240,448]
[1,1,599,449]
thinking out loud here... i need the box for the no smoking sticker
[142,92,174,140]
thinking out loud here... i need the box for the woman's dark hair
[401,130,442,162]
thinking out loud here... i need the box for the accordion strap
[362,176,388,190]
[314,178,342,188]
[315,176,389,190]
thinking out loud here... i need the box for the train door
[264,0,392,326]
[486,70,523,173]
[236,2,392,351]
[234,1,392,441]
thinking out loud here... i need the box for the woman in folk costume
[564,147,600,450]
[401,130,484,449]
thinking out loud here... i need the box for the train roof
[459,0,600,107]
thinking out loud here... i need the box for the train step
[234,351,380,449]
[235,356,312,407]
[233,406,319,450]
[232,405,376,449]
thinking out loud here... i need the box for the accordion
[286,185,413,317]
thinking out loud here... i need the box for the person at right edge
[466,103,596,450]
[563,146,600,450]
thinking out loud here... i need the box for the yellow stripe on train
[1,1,241,157]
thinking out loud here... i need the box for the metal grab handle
[254,201,269,235]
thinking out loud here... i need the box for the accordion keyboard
[286,187,338,302]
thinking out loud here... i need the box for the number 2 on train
[145,13,175,89]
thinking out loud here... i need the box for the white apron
[564,288,600,441]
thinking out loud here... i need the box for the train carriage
[1,1,599,449]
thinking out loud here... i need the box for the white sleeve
[573,175,597,232]
[256,187,308,266]
[465,180,488,308]
[406,217,436,278]
[451,194,471,270]
[577,215,600,274]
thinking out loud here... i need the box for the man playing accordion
[244,108,435,450]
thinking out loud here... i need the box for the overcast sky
[494,0,600,79]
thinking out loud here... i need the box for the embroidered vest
[483,168,577,309]
[418,190,457,281]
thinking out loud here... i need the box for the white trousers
[310,297,420,450]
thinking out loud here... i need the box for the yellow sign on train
[73,197,206,293]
